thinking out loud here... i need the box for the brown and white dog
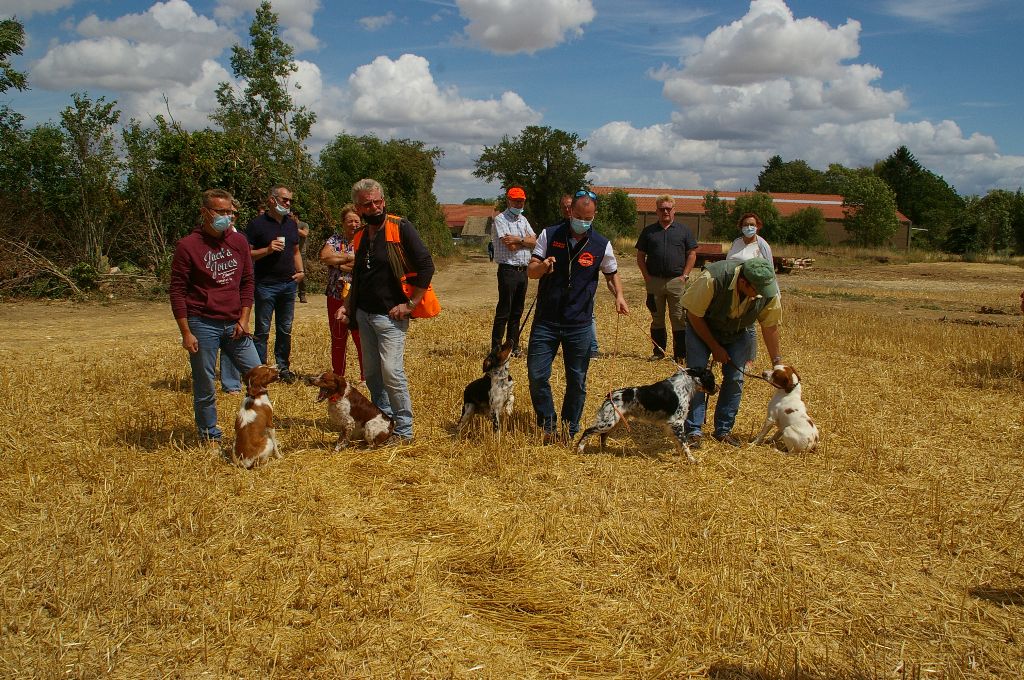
[750,364,820,453]
[310,371,393,449]
[232,365,281,469]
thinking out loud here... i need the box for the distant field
[1,255,1022,677]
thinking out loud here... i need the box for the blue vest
[535,222,610,326]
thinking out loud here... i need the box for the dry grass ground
[1,254,1023,678]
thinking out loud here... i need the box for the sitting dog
[750,364,819,453]
[310,371,393,449]
[232,365,281,469]
[575,366,717,463]
[457,341,515,434]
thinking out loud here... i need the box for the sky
[3,0,1023,203]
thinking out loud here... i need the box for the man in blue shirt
[527,191,629,444]
[246,184,305,383]
[490,186,537,356]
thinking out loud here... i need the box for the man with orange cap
[490,186,537,356]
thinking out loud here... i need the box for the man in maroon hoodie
[170,188,262,446]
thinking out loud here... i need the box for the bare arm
[605,272,629,315]
[319,241,354,269]
[529,256,554,279]
[760,323,782,365]
[291,245,304,282]
[636,250,650,282]
[681,249,697,279]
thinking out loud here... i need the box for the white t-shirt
[533,229,618,274]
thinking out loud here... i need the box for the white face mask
[741,225,757,238]
[274,203,290,217]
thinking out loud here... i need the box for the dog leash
[727,360,775,386]
[511,286,540,355]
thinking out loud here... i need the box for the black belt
[499,263,528,272]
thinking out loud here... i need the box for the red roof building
[591,186,911,246]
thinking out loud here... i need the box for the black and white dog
[457,341,515,434]
[575,366,717,462]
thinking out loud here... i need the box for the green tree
[462,197,493,205]
[473,125,591,230]
[598,189,637,238]
[874,146,963,247]
[212,1,317,213]
[782,207,828,246]
[0,18,28,93]
[702,190,730,240]
[826,164,899,246]
[60,93,123,268]
[756,155,828,194]
[318,133,452,254]
[947,189,1016,254]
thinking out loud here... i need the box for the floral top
[324,233,355,300]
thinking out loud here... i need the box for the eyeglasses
[658,207,674,212]
[357,197,385,210]
[273,195,293,205]
[207,207,237,216]
[574,189,598,200]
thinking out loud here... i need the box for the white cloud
[456,0,595,54]
[213,0,320,51]
[0,0,76,19]
[359,12,395,31]
[125,59,234,128]
[584,0,1021,195]
[880,0,992,27]
[33,0,233,91]
[344,53,541,143]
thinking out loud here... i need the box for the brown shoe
[713,433,742,448]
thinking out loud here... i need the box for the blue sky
[2,0,1022,202]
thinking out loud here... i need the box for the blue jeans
[356,309,413,438]
[589,314,599,354]
[254,280,297,371]
[220,351,241,392]
[527,320,593,436]
[187,317,262,441]
[684,324,755,437]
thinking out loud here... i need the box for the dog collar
[328,394,343,403]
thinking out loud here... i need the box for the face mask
[570,218,591,234]
[274,203,290,217]
[364,210,386,227]
[508,207,523,216]
[211,214,232,233]
[742,225,757,238]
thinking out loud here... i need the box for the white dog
[750,364,819,453]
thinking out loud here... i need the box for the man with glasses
[636,194,697,362]
[527,190,629,444]
[246,184,304,383]
[170,188,261,448]
[490,186,536,357]
[334,178,435,443]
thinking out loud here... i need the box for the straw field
[1,254,1023,678]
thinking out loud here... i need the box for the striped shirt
[491,209,535,266]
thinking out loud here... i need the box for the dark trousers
[491,263,529,350]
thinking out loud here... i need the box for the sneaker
[589,350,603,359]
[279,370,297,384]
[382,434,413,446]
[685,433,703,450]
[647,353,665,362]
[713,433,742,448]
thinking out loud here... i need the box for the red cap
[506,187,526,200]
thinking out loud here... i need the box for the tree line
[3,5,1023,298]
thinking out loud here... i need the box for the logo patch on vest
[577,251,595,267]
[551,240,566,249]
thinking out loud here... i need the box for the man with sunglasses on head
[636,194,697,363]
[170,188,261,448]
[527,190,629,445]
[246,184,304,383]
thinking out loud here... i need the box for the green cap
[741,257,779,298]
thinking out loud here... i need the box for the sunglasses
[273,195,293,205]
[574,189,598,200]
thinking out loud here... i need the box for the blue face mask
[274,203,290,217]
[508,207,523,216]
[741,225,757,238]
[570,218,592,234]
[212,214,232,233]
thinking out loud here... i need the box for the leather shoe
[686,433,702,450]
[713,433,742,447]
